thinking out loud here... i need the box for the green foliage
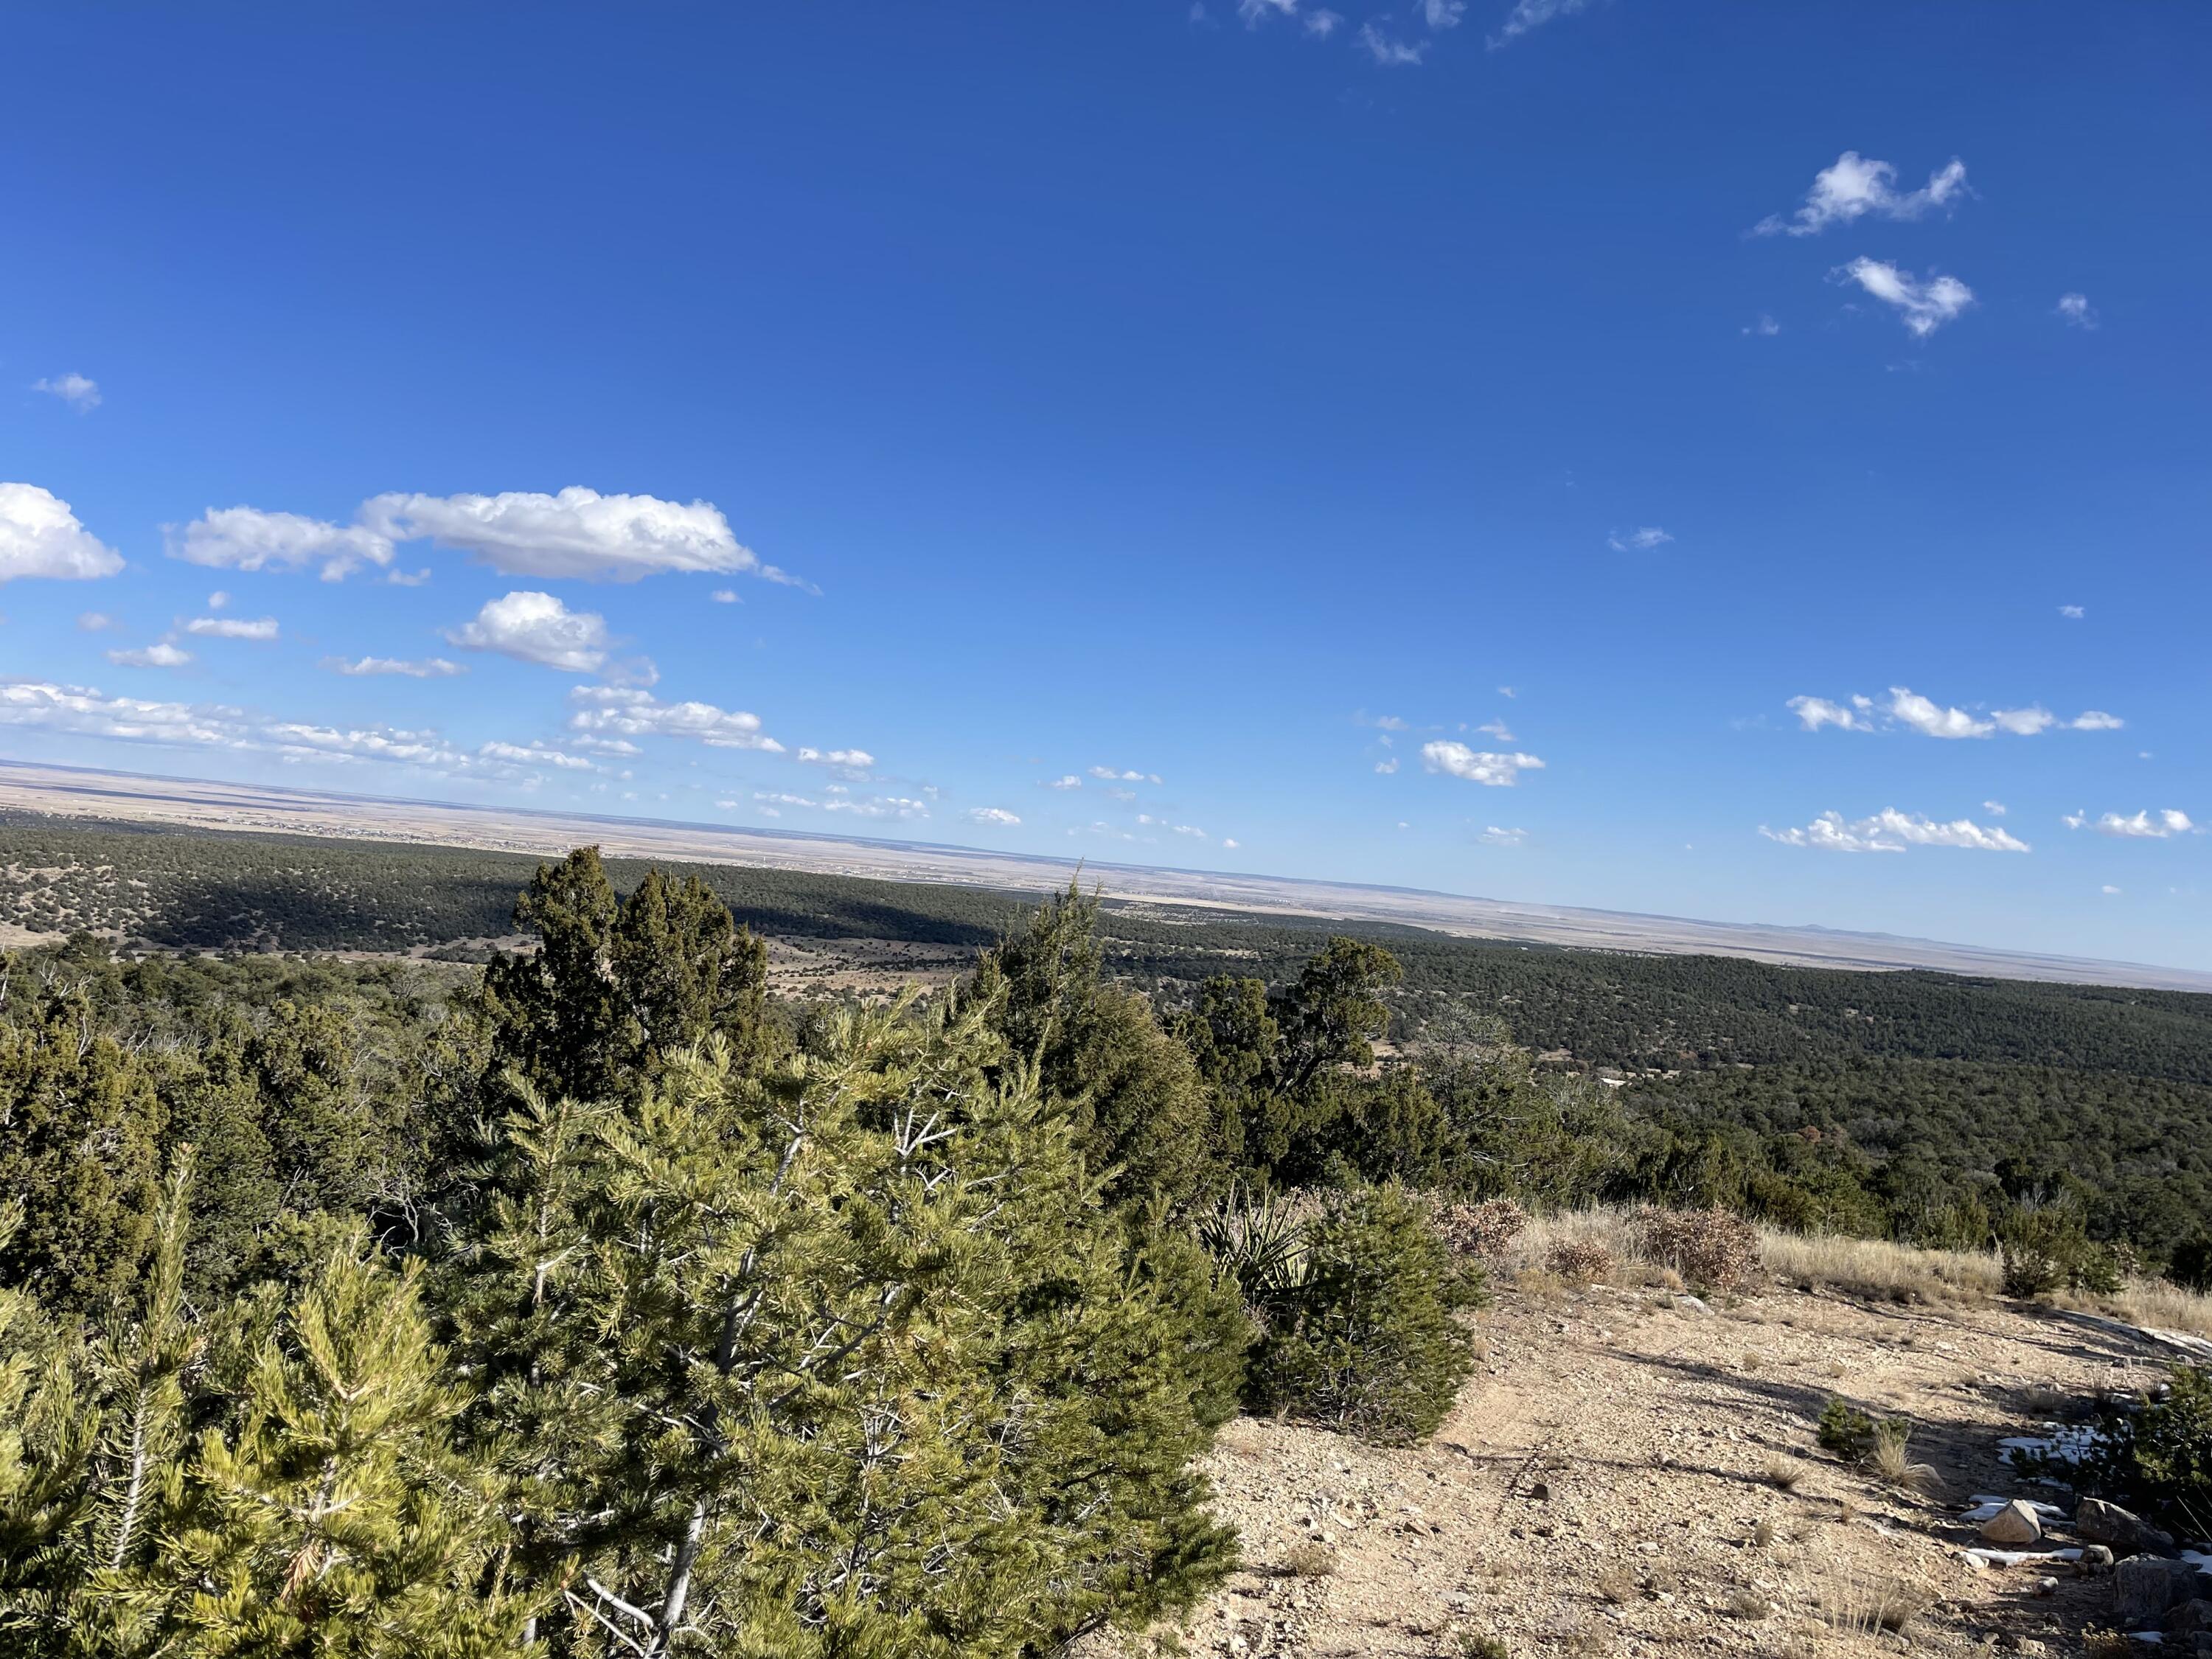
[2167,1234,2212,1294]
[965,882,1222,1207]
[1816,1399,1879,1461]
[1242,1186,1481,1445]
[2043,1365,2212,1537]
[1996,1204,2120,1298]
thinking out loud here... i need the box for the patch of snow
[1961,1547,2083,1569]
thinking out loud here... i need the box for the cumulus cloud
[1375,758,1400,774]
[1607,526,1673,552]
[2055,293,2098,330]
[1761,808,2028,853]
[1744,314,1781,337]
[0,484,126,584]
[1983,800,2006,816]
[1478,825,1528,846]
[1421,741,1545,786]
[1090,765,1161,783]
[478,740,595,773]
[967,807,1021,827]
[1488,0,1592,49]
[31,373,101,413]
[1793,687,2121,741]
[168,507,395,582]
[106,643,193,669]
[77,611,117,632]
[1043,774,1082,790]
[1358,21,1427,63]
[1222,837,1241,849]
[2083,809,2194,840]
[567,685,782,752]
[1835,259,1975,338]
[1787,695,1874,733]
[181,615,279,641]
[709,588,740,604]
[321,655,466,678]
[445,591,613,672]
[170,487,800,588]
[1753,153,1969,237]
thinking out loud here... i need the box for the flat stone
[2117,1557,2208,1627]
[2078,1498,2178,1557]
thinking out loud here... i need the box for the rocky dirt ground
[1149,1276,2189,1659]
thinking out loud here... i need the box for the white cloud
[478,740,595,772]
[1237,0,1295,20]
[1420,0,1465,25]
[358,487,801,586]
[2084,808,2194,840]
[1375,758,1399,774]
[1475,720,1514,741]
[1885,687,1992,740]
[1753,153,1969,237]
[1607,526,1673,552]
[1304,7,1342,33]
[1042,773,1082,790]
[567,685,782,752]
[2059,605,2084,619]
[31,373,101,413]
[1173,824,1208,838]
[823,794,928,821]
[2055,293,2098,330]
[1761,808,2028,854]
[1787,695,1874,733]
[2063,810,2086,830]
[1835,259,1975,338]
[322,655,466,678]
[1421,741,1545,786]
[1359,21,1427,63]
[1794,686,2124,740]
[967,807,1021,827]
[796,745,876,777]
[2102,885,2122,896]
[105,643,193,669]
[168,507,395,582]
[1478,825,1527,846]
[445,591,613,672]
[1089,765,1161,783]
[77,611,117,632]
[0,484,126,584]
[206,591,229,610]
[709,588,740,604]
[1983,800,2006,816]
[1222,837,1240,849]
[1106,786,1137,802]
[1744,314,1781,337]
[182,615,279,641]
[1498,685,1516,699]
[1487,0,1591,48]
[1370,714,1409,731]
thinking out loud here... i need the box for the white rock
[1980,1499,2043,1545]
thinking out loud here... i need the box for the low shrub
[2042,1362,2212,1534]
[1816,1397,1878,1460]
[1635,1207,1759,1294]
[1545,1239,1614,1284]
[1244,1184,1484,1444]
[1436,1197,1527,1258]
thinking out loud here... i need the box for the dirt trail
[1164,1279,2174,1658]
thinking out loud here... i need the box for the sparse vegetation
[1544,1238,1615,1284]
[1635,1206,1760,1294]
[1762,1453,1809,1491]
[1818,1568,1930,1635]
[1282,1541,1338,1578]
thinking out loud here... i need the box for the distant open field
[2,757,2207,993]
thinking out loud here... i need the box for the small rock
[2035,1576,2059,1597]
[1981,1500,2045,1545]
[2078,1498,2179,1558]
[2079,1545,2116,1576]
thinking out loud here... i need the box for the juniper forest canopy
[0,835,2208,1652]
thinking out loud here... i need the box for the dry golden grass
[1464,1201,2212,1338]
[1816,1567,1929,1635]
[1282,1540,1337,1578]
[1761,1453,1809,1491]
[1865,1430,1943,1497]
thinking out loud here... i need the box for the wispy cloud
[1786,695,1875,733]
[1761,808,2028,854]
[1374,758,1400,774]
[2055,292,2098,330]
[2076,808,2194,840]
[1090,764,1162,783]
[1743,313,1781,338]
[1753,153,1969,237]
[31,372,101,413]
[1478,825,1527,846]
[1042,773,1082,790]
[2059,605,2084,619]
[1487,0,1592,49]
[1607,526,1672,552]
[105,642,194,670]
[1359,21,1428,63]
[181,615,279,641]
[1835,259,1974,338]
[1421,741,1545,786]
[76,611,118,633]
[966,806,1021,827]
[321,655,466,678]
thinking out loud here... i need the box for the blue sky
[2,2,2207,967]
